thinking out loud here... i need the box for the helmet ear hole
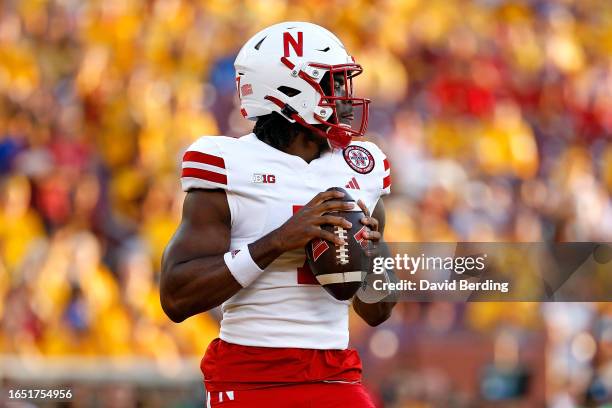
[277,86,301,97]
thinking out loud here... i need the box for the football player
[161,22,395,407]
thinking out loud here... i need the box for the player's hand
[273,190,354,252]
[357,199,381,243]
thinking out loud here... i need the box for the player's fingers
[315,215,352,229]
[364,230,382,242]
[361,216,379,231]
[314,228,346,246]
[306,190,345,207]
[317,200,354,214]
[357,199,370,217]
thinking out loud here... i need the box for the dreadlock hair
[252,112,305,150]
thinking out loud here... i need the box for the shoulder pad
[181,136,230,191]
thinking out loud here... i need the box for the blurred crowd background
[0,0,611,406]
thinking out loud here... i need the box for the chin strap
[326,123,352,149]
[264,95,352,149]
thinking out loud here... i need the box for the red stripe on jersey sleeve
[181,167,227,185]
[383,159,390,171]
[383,174,391,189]
[183,151,226,169]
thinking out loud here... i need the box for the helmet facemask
[312,65,370,149]
[265,57,370,150]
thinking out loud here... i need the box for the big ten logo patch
[252,174,276,184]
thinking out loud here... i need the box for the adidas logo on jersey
[345,177,360,190]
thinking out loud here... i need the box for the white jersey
[180,133,391,350]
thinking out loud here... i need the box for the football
[305,187,372,300]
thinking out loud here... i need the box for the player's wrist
[223,246,264,287]
[267,228,290,253]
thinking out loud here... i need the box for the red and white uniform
[181,133,390,395]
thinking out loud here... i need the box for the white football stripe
[316,271,363,285]
[182,161,228,175]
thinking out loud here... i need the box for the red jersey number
[292,205,318,285]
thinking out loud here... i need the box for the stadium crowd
[0,0,611,406]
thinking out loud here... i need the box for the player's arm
[160,189,353,323]
[353,200,397,326]
[160,189,238,322]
